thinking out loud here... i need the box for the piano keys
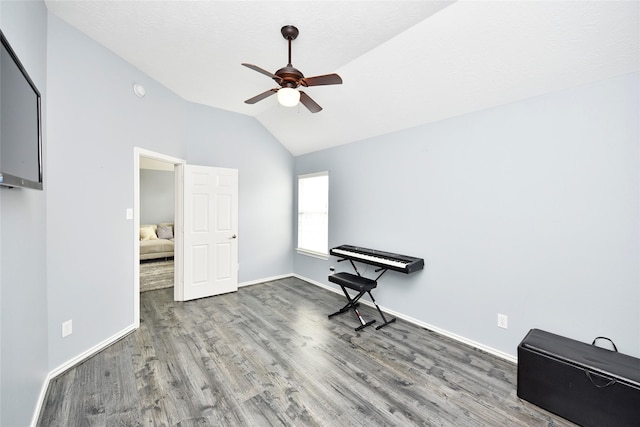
[330,244,424,274]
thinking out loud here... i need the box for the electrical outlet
[497,314,508,329]
[62,320,73,337]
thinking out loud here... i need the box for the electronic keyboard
[330,244,424,274]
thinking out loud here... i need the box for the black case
[517,329,640,427]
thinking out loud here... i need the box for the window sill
[296,248,329,260]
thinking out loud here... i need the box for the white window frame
[296,171,329,259]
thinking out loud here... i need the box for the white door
[182,165,238,301]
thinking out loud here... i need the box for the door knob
[231,234,237,239]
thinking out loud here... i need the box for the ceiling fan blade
[241,63,282,82]
[299,91,322,113]
[301,73,342,87]
[244,89,278,104]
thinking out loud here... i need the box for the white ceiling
[45,1,639,156]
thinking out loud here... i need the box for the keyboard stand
[328,272,397,331]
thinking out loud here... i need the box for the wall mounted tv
[0,30,43,190]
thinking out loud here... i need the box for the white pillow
[140,225,158,241]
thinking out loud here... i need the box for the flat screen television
[0,30,43,190]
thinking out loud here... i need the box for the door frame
[133,147,186,326]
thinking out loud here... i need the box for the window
[297,171,329,257]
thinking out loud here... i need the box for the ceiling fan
[242,25,342,113]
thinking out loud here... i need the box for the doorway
[133,148,185,327]
[139,158,175,292]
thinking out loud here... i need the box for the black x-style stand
[327,259,397,331]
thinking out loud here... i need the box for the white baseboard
[293,274,517,364]
[239,273,293,288]
[30,372,53,427]
[31,323,138,427]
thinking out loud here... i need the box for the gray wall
[0,1,49,425]
[140,169,175,225]
[186,103,294,283]
[46,11,293,385]
[294,72,640,359]
[46,13,187,372]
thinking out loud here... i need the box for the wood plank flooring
[38,277,575,426]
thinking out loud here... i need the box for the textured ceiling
[45,1,639,156]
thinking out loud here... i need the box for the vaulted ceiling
[45,1,639,156]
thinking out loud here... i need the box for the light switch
[126,208,133,220]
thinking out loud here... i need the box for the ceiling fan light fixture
[277,87,300,107]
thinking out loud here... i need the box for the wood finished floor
[38,277,575,426]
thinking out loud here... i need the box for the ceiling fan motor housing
[275,66,304,88]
